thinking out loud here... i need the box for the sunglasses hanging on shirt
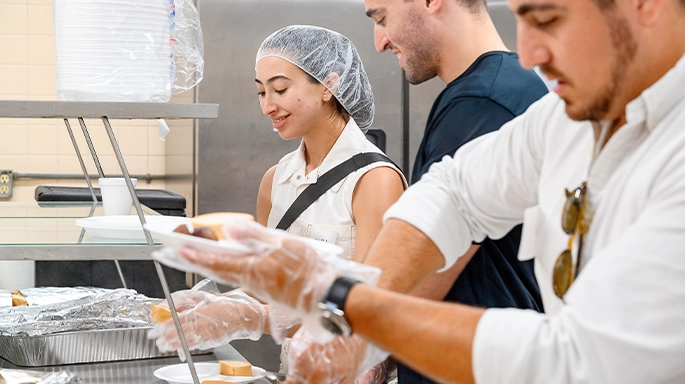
[552,181,588,300]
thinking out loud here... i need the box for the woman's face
[255,56,328,140]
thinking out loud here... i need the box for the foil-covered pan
[0,327,208,367]
[0,287,209,367]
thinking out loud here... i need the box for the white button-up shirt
[268,118,405,260]
[384,54,685,383]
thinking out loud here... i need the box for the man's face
[365,0,441,84]
[511,0,637,121]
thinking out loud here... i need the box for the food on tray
[170,213,254,241]
[192,227,220,241]
[172,224,221,241]
[151,304,172,322]
[219,360,253,376]
[173,224,192,235]
[191,212,255,240]
[11,290,27,307]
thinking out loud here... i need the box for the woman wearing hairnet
[255,25,405,261]
[151,25,405,383]
[257,24,406,381]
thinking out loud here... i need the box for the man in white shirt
[179,0,685,382]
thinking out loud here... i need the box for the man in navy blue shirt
[364,0,548,383]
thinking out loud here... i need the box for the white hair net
[256,25,374,131]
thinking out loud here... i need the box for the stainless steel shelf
[0,99,219,384]
[0,245,161,261]
[0,344,269,384]
[0,100,218,120]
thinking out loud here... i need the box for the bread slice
[191,212,254,240]
[219,360,253,376]
[150,304,172,322]
[11,290,27,307]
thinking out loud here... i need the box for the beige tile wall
[0,0,196,203]
[0,0,197,290]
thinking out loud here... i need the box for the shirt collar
[276,118,367,185]
[625,53,685,131]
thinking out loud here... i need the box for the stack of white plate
[54,0,174,102]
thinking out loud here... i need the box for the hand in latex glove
[355,359,390,384]
[285,329,389,384]
[149,289,266,353]
[179,220,340,315]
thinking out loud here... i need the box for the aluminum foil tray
[0,327,207,367]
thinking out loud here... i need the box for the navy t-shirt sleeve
[415,97,516,180]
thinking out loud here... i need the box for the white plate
[153,362,266,384]
[76,215,191,240]
[144,220,252,255]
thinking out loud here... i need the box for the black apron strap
[276,152,397,230]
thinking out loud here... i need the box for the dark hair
[305,73,351,121]
[458,0,487,14]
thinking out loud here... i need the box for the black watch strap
[325,276,361,311]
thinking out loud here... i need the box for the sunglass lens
[553,250,573,299]
[561,190,581,234]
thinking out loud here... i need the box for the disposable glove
[269,306,301,345]
[285,328,390,384]
[175,220,381,342]
[148,289,266,358]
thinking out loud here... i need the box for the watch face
[318,302,352,337]
[320,315,345,336]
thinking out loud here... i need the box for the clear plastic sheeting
[37,371,82,384]
[171,0,204,94]
[0,287,160,337]
[53,0,204,102]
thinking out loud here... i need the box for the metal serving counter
[0,100,221,384]
[0,344,269,384]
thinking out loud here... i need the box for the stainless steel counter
[0,344,269,384]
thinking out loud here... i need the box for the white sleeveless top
[267,118,406,260]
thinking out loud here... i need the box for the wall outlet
[0,170,12,199]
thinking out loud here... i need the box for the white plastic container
[53,0,203,102]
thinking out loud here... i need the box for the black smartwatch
[318,276,361,337]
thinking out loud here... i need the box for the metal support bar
[76,204,96,244]
[64,118,98,203]
[64,118,98,244]
[77,117,128,290]
[101,117,200,384]
[78,117,105,178]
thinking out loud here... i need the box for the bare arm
[256,165,277,226]
[255,166,276,334]
[351,167,405,263]
[362,219,445,293]
[346,284,482,384]
[409,244,479,300]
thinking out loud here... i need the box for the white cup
[99,177,137,216]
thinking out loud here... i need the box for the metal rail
[0,101,217,384]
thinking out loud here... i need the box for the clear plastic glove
[285,328,390,384]
[177,220,381,342]
[269,305,301,345]
[148,289,266,355]
[356,359,391,384]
